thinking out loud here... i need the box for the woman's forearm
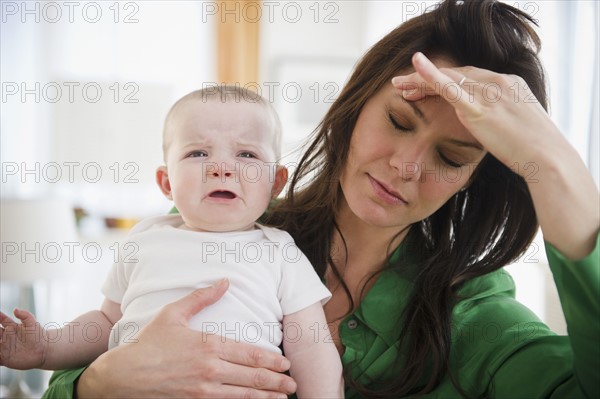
[526,136,599,259]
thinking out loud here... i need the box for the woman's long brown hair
[264,0,546,396]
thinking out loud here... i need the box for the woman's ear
[271,165,289,198]
[156,166,173,200]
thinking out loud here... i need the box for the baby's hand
[0,309,47,370]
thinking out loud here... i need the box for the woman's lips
[368,175,408,205]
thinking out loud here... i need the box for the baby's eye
[187,150,208,158]
[238,152,257,159]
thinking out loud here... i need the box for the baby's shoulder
[127,214,183,236]
[254,224,296,246]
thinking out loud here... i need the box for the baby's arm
[283,302,344,398]
[0,299,121,370]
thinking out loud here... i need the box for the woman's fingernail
[286,380,297,393]
[415,52,434,68]
[414,52,432,67]
[391,77,402,85]
[280,358,291,370]
[402,89,417,97]
[213,278,228,289]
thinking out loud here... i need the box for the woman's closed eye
[388,113,413,132]
[438,151,464,168]
[388,110,473,168]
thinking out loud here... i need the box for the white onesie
[102,214,331,353]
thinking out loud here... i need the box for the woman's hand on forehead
[392,52,598,260]
[390,52,560,175]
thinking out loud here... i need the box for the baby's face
[157,98,285,232]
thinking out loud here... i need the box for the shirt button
[347,319,358,329]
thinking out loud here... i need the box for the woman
[43,0,598,397]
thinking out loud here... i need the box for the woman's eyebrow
[393,93,428,123]
[407,100,428,123]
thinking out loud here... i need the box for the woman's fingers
[219,339,291,372]
[200,336,296,393]
[157,279,229,326]
[160,281,294,373]
[393,53,478,112]
[157,281,293,375]
[218,385,290,399]
[219,360,296,394]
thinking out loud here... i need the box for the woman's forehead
[369,81,478,144]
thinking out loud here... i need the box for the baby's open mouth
[208,190,237,199]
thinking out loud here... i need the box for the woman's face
[339,64,486,230]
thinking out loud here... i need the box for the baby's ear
[156,166,173,200]
[271,165,288,198]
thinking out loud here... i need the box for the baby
[0,86,344,398]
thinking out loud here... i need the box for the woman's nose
[389,146,429,182]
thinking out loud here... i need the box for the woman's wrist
[75,362,99,399]
[75,351,113,399]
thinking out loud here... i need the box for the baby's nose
[204,162,237,179]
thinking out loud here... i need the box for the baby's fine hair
[162,85,283,161]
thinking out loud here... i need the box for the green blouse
[42,234,599,398]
